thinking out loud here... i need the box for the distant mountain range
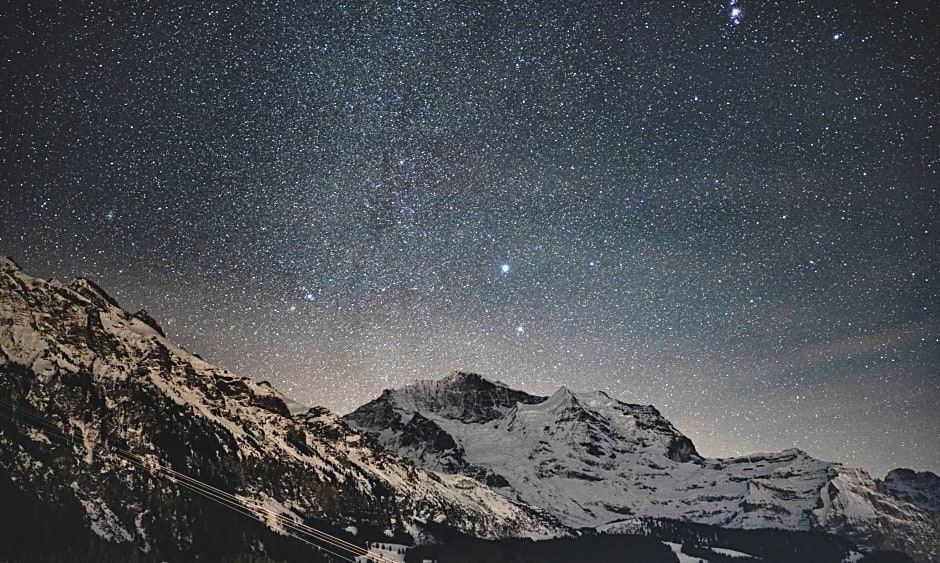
[345,371,940,561]
[1,256,937,562]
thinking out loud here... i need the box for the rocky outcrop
[884,469,940,519]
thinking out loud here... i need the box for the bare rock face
[0,258,559,560]
[131,309,166,337]
[884,468,940,519]
[346,374,940,563]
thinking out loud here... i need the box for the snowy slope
[346,372,940,563]
[0,257,559,559]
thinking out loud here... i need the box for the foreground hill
[0,257,557,561]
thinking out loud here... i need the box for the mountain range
[345,372,940,560]
[1,256,937,562]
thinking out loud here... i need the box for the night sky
[1,0,937,478]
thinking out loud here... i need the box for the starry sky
[1,0,937,478]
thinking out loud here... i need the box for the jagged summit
[70,276,123,309]
[440,370,495,386]
[430,370,518,395]
[360,370,545,425]
[538,385,577,408]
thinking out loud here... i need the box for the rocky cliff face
[0,257,559,560]
[884,469,940,519]
[346,372,940,563]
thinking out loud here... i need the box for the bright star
[729,1,743,25]
[501,264,511,273]
[833,33,842,40]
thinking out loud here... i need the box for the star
[0,0,935,480]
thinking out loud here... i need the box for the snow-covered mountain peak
[440,370,506,388]
[531,385,576,408]
[373,371,545,424]
[514,386,698,463]
[346,375,940,561]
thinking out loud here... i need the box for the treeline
[643,518,852,563]
[643,518,911,563]
[406,525,679,563]
[0,471,339,562]
[0,474,151,563]
[406,519,915,563]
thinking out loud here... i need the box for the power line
[112,449,359,563]
[0,397,382,562]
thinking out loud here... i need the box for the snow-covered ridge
[346,372,940,563]
[0,258,561,558]
[3,256,937,561]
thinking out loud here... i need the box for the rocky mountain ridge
[1,256,936,562]
[884,469,940,519]
[0,257,558,561]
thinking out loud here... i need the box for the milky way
[1,0,937,477]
